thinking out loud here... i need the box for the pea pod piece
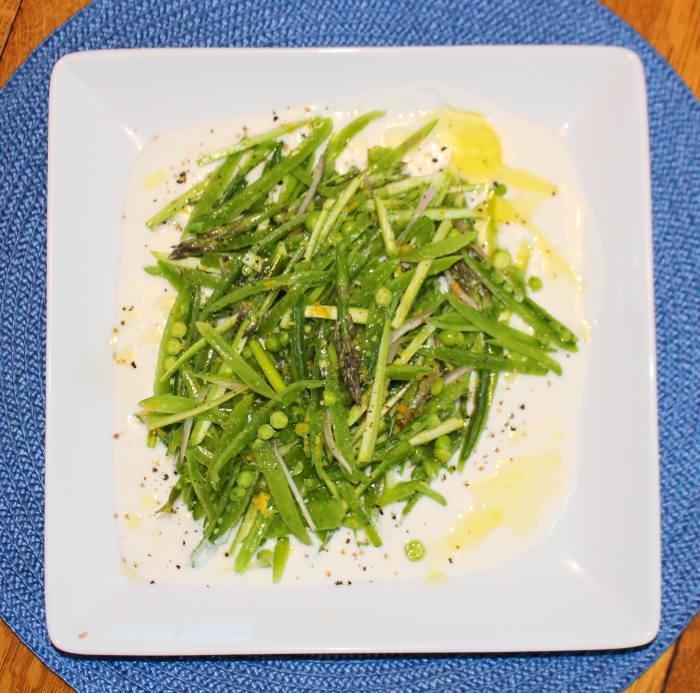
[205,468,258,542]
[272,537,291,583]
[385,365,433,380]
[209,400,280,487]
[153,282,196,396]
[306,499,346,530]
[319,340,358,482]
[138,394,198,413]
[378,481,420,507]
[253,441,312,546]
[458,370,498,472]
[235,512,272,573]
[418,346,548,375]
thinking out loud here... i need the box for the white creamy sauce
[111,86,597,586]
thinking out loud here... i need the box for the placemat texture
[0,0,698,691]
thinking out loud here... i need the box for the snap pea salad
[138,112,577,581]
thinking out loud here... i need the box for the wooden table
[0,0,698,690]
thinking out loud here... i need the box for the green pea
[270,411,289,429]
[258,424,275,440]
[305,210,322,233]
[430,378,445,396]
[265,334,282,352]
[322,390,337,406]
[171,321,187,338]
[375,287,392,307]
[278,330,290,347]
[229,487,246,501]
[342,220,360,236]
[164,356,177,370]
[166,338,183,355]
[295,422,310,437]
[438,330,459,346]
[404,540,426,562]
[257,549,273,567]
[528,276,543,292]
[494,182,508,196]
[435,449,452,464]
[434,447,453,463]
[434,435,452,451]
[330,232,344,246]
[242,345,253,359]
[236,469,255,488]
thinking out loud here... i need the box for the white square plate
[46,46,660,655]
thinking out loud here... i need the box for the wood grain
[0,0,698,691]
[0,0,21,61]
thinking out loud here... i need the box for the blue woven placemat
[1,0,698,691]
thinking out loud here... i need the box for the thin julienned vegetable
[137,111,578,582]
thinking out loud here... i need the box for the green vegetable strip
[204,118,333,226]
[272,537,291,582]
[358,318,391,464]
[198,118,312,165]
[400,232,476,263]
[147,390,238,430]
[373,120,438,171]
[461,252,577,352]
[146,175,212,229]
[185,150,244,234]
[196,322,279,400]
[290,296,307,382]
[207,270,331,314]
[305,176,362,259]
[458,370,498,472]
[373,191,398,257]
[249,340,287,393]
[392,219,452,330]
[408,417,464,447]
[388,207,481,223]
[323,110,386,178]
[445,295,562,375]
